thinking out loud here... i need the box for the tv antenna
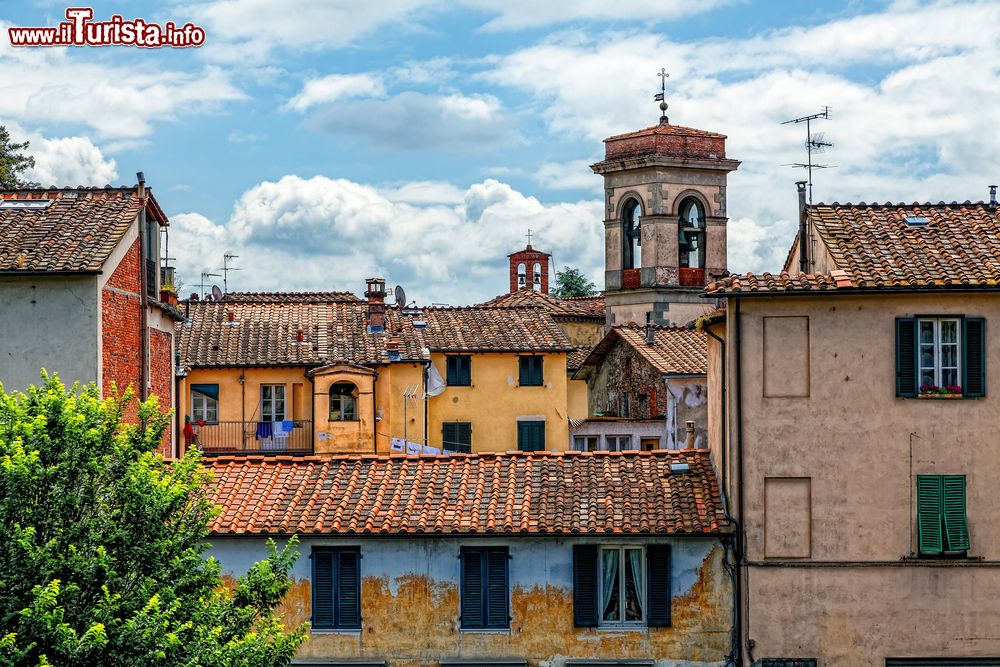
[198,271,221,299]
[654,67,669,123]
[220,252,241,294]
[782,106,834,204]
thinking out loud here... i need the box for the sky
[3,0,999,305]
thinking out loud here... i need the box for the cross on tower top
[525,228,532,247]
[654,67,669,124]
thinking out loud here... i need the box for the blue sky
[3,0,998,304]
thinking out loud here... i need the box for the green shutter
[896,318,917,397]
[916,476,944,554]
[336,548,361,629]
[312,548,335,628]
[572,544,599,627]
[646,545,671,627]
[518,421,545,452]
[963,318,986,397]
[485,547,510,628]
[942,475,970,551]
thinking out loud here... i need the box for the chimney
[136,171,146,199]
[990,185,998,212]
[366,278,387,333]
[296,327,304,343]
[385,336,401,361]
[796,181,809,274]
[226,309,235,322]
[645,323,655,345]
[684,420,696,449]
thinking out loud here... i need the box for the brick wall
[102,239,142,421]
[150,328,173,457]
[508,248,550,293]
[604,131,726,161]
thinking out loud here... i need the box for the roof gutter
[0,269,102,275]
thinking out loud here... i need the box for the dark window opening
[517,420,545,452]
[447,355,472,386]
[678,198,706,270]
[460,546,509,629]
[329,382,358,421]
[519,356,543,386]
[622,198,642,270]
[311,546,361,630]
[443,421,472,453]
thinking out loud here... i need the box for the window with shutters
[191,384,219,423]
[460,546,509,630]
[443,422,472,453]
[916,475,971,556]
[447,355,472,386]
[572,544,670,628]
[517,420,545,452]
[518,355,544,386]
[896,316,986,398]
[311,546,361,630]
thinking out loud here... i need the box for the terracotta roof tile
[481,290,605,320]
[580,325,708,375]
[205,450,729,536]
[708,202,1000,295]
[177,298,572,367]
[221,291,359,303]
[0,187,158,271]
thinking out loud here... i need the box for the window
[191,384,218,423]
[460,547,509,629]
[329,383,357,421]
[573,435,598,452]
[640,438,660,452]
[443,422,472,453]
[917,475,970,555]
[517,263,526,289]
[532,263,542,291]
[311,546,361,630]
[622,198,642,270]
[519,356,543,386]
[517,421,545,452]
[572,544,670,628]
[605,435,634,452]
[678,198,706,269]
[261,384,286,422]
[895,317,985,397]
[447,355,472,386]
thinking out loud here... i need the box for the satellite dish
[211,285,223,301]
[394,285,407,308]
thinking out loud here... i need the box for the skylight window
[904,216,929,227]
[0,199,52,210]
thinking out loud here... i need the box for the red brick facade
[508,246,551,294]
[101,237,174,457]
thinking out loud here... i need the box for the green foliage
[0,373,306,667]
[552,266,597,298]
[0,126,39,189]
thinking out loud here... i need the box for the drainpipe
[796,181,809,274]
[734,296,748,663]
[137,172,150,402]
[306,371,315,453]
[423,361,430,449]
[372,368,378,454]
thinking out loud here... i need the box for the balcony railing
[190,420,313,456]
[678,267,706,287]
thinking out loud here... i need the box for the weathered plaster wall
[557,321,604,348]
[427,352,570,452]
[567,378,589,424]
[211,536,731,667]
[312,365,377,455]
[0,274,100,391]
[732,292,1000,663]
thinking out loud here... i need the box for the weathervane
[781,106,834,204]
[654,67,669,123]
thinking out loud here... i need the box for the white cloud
[284,73,386,112]
[462,0,734,31]
[485,0,1000,274]
[0,22,244,139]
[533,159,601,190]
[169,175,603,305]
[6,123,118,187]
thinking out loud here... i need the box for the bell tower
[508,231,551,294]
[591,70,739,326]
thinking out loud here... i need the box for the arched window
[532,262,542,291]
[622,198,642,269]
[678,198,706,269]
[517,262,527,289]
[329,382,358,421]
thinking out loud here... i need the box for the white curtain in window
[601,549,619,621]
[627,548,644,621]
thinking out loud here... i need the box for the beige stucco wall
[558,320,604,347]
[727,292,1000,664]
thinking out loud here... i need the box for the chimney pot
[684,420,696,449]
[645,323,655,345]
[296,327,304,343]
[796,181,809,274]
[227,310,234,322]
[366,277,387,332]
[989,185,997,211]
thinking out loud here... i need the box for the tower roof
[601,121,729,162]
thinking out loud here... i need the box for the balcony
[191,420,313,456]
[678,267,706,287]
[621,268,641,289]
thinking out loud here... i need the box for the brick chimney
[366,278,387,333]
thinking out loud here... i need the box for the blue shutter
[461,547,484,628]
[963,318,986,397]
[646,545,671,627]
[336,548,361,628]
[486,547,509,628]
[312,548,335,629]
[896,318,917,397]
[573,544,599,627]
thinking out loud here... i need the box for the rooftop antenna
[654,67,669,123]
[198,271,221,299]
[782,106,834,204]
[221,252,241,294]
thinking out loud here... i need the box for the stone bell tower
[591,70,739,326]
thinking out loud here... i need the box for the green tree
[0,374,306,667]
[552,266,597,298]
[0,126,39,189]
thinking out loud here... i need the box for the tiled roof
[580,325,708,376]
[220,291,359,303]
[567,346,592,372]
[0,187,162,272]
[708,201,1000,295]
[177,299,572,367]
[481,290,605,320]
[604,123,726,141]
[205,450,729,536]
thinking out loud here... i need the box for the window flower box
[918,384,963,398]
